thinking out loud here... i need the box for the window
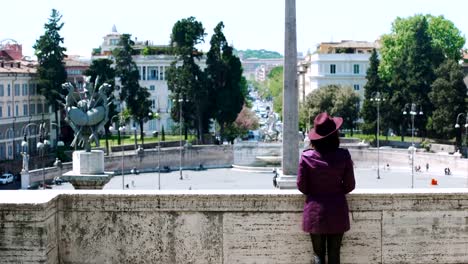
[7,105,11,117]
[353,84,360,91]
[7,84,10,96]
[37,103,43,114]
[29,84,36,95]
[353,64,360,74]
[142,66,146,81]
[151,99,156,109]
[22,84,28,96]
[14,84,20,96]
[23,104,28,116]
[0,145,4,160]
[30,104,36,115]
[149,85,155,91]
[0,106,2,117]
[159,66,164,80]
[148,67,158,80]
[0,84,3,96]
[330,64,336,74]
[15,104,19,116]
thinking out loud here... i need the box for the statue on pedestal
[21,152,29,172]
[62,77,112,152]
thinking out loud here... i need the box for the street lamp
[132,124,137,151]
[403,103,423,188]
[370,92,385,180]
[110,116,126,190]
[149,110,162,190]
[175,98,189,180]
[454,113,468,158]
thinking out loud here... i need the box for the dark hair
[310,131,340,153]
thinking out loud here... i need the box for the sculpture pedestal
[275,169,297,189]
[21,170,30,190]
[61,150,113,189]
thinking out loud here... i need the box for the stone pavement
[52,165,468,190]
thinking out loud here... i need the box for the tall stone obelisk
[277,0,299,188]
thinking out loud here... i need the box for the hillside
[234,49,283,59]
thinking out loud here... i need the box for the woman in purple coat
[297,112,355,264]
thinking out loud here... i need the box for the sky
[2,0,468,58]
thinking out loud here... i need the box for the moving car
[0,173,14,185]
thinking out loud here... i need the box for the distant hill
[234,49,283,59]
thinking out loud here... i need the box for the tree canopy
[429,60,467,143]
[380,14,464,82]
[302,85,360,134]
[206,22,247,141]
[113,34,152,144]
[376,14,466,140]
[167,17,206,141]
[33,9,67,143]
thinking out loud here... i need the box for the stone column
[278,0,299,189]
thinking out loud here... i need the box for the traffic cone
[431,178,438,186]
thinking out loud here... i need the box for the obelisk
[277,0,299,188]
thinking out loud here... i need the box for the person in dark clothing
[297,112,356,264]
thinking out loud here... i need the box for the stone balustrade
[0,189,467,263]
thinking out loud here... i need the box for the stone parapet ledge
[0,189,467,264]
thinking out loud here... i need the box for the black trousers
[310,233,343,264]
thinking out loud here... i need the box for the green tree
[302,85,359,133]
[380,14,464,82]
[33,9,67,144]
[379,14,458,139]
[361,49,389,136]
[84,58,116,152]
[332,87,361,136]
[113,34,152,145]
[167,17,207,142]
[266,66,283,117]
[429,60,467,145]
[206,22,247,141]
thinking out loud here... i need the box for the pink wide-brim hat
[308,112,343,140]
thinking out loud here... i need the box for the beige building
[0,57,48,161]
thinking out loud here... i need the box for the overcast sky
[2,0,468,58]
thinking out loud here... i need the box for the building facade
[301,40,379,100]
[64,55,90,89]
[0,41,48,161]
[92,26,206,134]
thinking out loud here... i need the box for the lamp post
[132,124,138,151]
[455,113,468,158]
[176,98,188,180]
[109,115,126,190]
[37,118,50,190]
[403,103,423,188]
[370,92,385,180]
[149,110,162,190]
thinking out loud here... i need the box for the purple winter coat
[297,148,355,234]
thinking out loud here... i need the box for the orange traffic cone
[431,178,438,185]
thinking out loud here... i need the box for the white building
[300,40,379,100]
[92,26,206,134]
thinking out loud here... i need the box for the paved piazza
[52,164,468,190]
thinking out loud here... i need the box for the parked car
[0,173,14,185]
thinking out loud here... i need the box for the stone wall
[349,148,468,172]
[27,145,233,187]
[1,190,467,263]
